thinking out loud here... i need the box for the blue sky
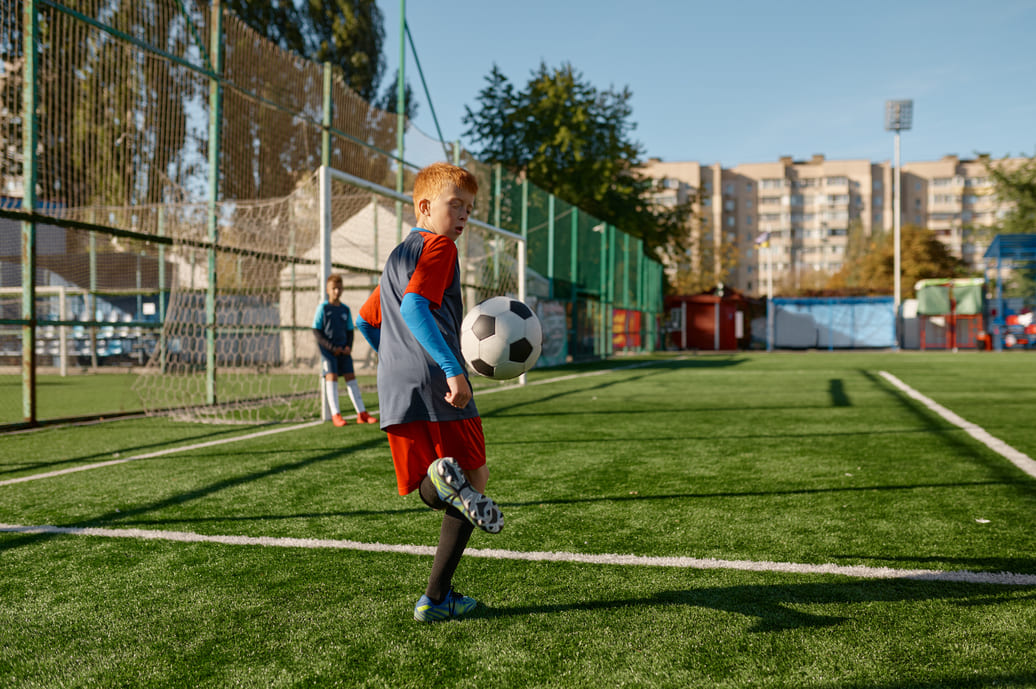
[378,0,1035,168]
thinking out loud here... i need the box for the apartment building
[901,155,1004,267]
[643,153,1014,297]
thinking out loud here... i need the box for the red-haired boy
[356,162,502,622]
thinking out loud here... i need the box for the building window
[873,180,882,190]
[726,217,736,227]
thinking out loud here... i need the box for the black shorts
[320,350,354,376]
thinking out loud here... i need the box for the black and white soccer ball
[460,297,542,380]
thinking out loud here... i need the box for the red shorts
[386,417,486,495]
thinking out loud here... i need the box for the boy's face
[416,184,475,242]
[326,281,343,303]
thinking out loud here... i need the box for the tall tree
[823,220,880,295]
[221,0,410,114]
[826,224,971,298]
[984,153,1036,299]
[985,153,1036,236]
[220,0,415,199]
[462,63,688,257]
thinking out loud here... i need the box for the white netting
[132,170,524,423]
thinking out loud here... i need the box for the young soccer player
[313,274,377,427]
[355,162,503,622]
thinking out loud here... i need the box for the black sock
[417,475,445,510]
[425,507,474,603]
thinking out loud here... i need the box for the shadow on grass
[864,369,1036,487]
[482,357,749,417]
[473,578,1036,633]
[503,479,1011,508]
[0,423,268,477]
[0,435,390,552]
[838,673,1036,689]
[829,377,851,406]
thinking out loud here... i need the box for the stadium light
[885,99,913,348]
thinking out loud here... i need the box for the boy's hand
[444,374,472,409]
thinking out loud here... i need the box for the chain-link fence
[0,0,664,426]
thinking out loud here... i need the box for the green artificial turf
[2,352,1035,688]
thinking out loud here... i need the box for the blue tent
[983,234,1036,350]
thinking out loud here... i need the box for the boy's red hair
[412,163,478,211]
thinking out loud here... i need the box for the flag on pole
[754,231,770,248]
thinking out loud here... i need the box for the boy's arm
[356,286,382,351]
[354,315,377,351]
[312,304,334,352]
[400,293,470,409]
[399,293,464,378]
[312,328,335,352]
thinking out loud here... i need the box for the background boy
[356,162,502,622]
[313,274,377,427]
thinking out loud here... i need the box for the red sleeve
[404,234,457,309]
[359,285,382,327]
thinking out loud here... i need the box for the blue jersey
[359,229,476,427]
[313,300,354,350]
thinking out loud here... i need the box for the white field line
[0,420,323,487]
[878,371,1036,480]
[1,360,666,488]
[4,360,1034,588]
[2,522,1034,586]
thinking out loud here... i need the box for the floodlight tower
[885,100,913,347]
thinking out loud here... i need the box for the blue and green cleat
[428,457,504,534]
[413,588,478,622]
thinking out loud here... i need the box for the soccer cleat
[413,588,477,622]
[356,411,378,424]
[331,413,347,427]
[428,457,504,534]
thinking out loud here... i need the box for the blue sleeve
[400,292,464,378]
[312,303,325,330]
[355,314,380,351]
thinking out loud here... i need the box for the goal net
[133,166,526,423]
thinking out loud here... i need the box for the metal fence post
[205,0,224,405]
[21,0,39,424]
